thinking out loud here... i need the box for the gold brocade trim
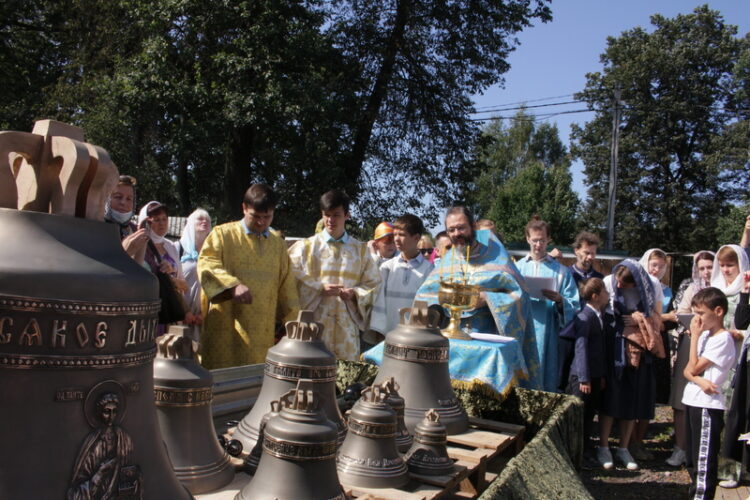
[0,347,157,369]
[0,294,160,316]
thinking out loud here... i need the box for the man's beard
[450,232,474,248]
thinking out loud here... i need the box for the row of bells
[239,378,455,500]
[154,303,468,496]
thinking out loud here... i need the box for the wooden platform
[716,484,750,500]
[342,416,525,500]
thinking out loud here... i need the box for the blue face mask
[109,209,133,225]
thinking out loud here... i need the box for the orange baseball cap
[373,222,394,240]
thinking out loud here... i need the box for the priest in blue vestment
[414,207,541,389]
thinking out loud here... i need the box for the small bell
[379,377,413,453]
[153,326,234,494]
[405,409,454,476]
[236,380,346,500]
[337,385,410,489]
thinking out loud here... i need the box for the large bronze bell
[236,380,346,500]
[405,409,455,476]
[337,385,410,489]
[379,377,412,453]
[0,121,191,499]
[374,301,468,435]
[153,326,234,494]
[233,310,345,451]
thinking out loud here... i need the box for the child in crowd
[566,277,610,462]
[369,214,434,339]
[682,287,736,500]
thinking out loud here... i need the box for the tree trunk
[221,125,254,221]
[349,0,411,193]
[176,158,190,215]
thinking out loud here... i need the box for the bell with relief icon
[233,310,346,452]
[374,301,468,435]
[236,380,346,500]
[378,377,412,453]
[153,325,234,494]
[336,385,410,489]
[404,409,455,475]
[0,120,191,499]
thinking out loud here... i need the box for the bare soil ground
[580,405,691,500]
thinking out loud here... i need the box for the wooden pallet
[343,417,525,500]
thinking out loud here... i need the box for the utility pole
[606,87,623,251]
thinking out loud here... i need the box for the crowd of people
[103,176,750,500]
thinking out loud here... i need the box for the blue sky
[471,1,750,197]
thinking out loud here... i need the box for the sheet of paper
[469,332,515,343]
[523,276,556,300]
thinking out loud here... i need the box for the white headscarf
[179,209,211,262]
[138,201,166,245]
[711,244,750,297]
[691,250,715,289]
[639,248,668,280]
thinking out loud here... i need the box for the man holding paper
[414,207,541,388]
[516,216,580,392]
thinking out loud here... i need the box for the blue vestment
[414,230,541,389]
[516,255,580,392]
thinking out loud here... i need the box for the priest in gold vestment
[198,184,299,369]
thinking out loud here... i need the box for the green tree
[324,0,552,226]
[571,6,750,254]
[470,110,579,244]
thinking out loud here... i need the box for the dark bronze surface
[374,301,469,435]
[0,208,191,499]
[153,326,234,494]
[404,409,454,476]
[336,385,409,489]
[233,310,346,452]
[379,377,413,453]
[236,380,346,500]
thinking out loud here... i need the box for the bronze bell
[337,385,410,489]
[236,380,346,500]
[405,409,455,476]
[379,377,413,453]
[0,121,191,499]
[153,325,234,494]
[243,399,280,475]
[374,301,469,435]
[233,310,346,451]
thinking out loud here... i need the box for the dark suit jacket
[568,305,606,383]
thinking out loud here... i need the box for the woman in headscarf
[138,201,188,331]
[597,259,665,471]
[665,251,715,467]
[178,209,212,341]
[634,248,675,460]
[104,175,148,264]
[710,244,750,489]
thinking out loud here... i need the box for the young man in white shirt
[368,214,434,339]
[682,287,737,500]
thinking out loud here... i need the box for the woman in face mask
[104,175,148,264]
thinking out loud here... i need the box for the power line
[473,93,576,111]
[468,108,594,123]
[471,99,583,115]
